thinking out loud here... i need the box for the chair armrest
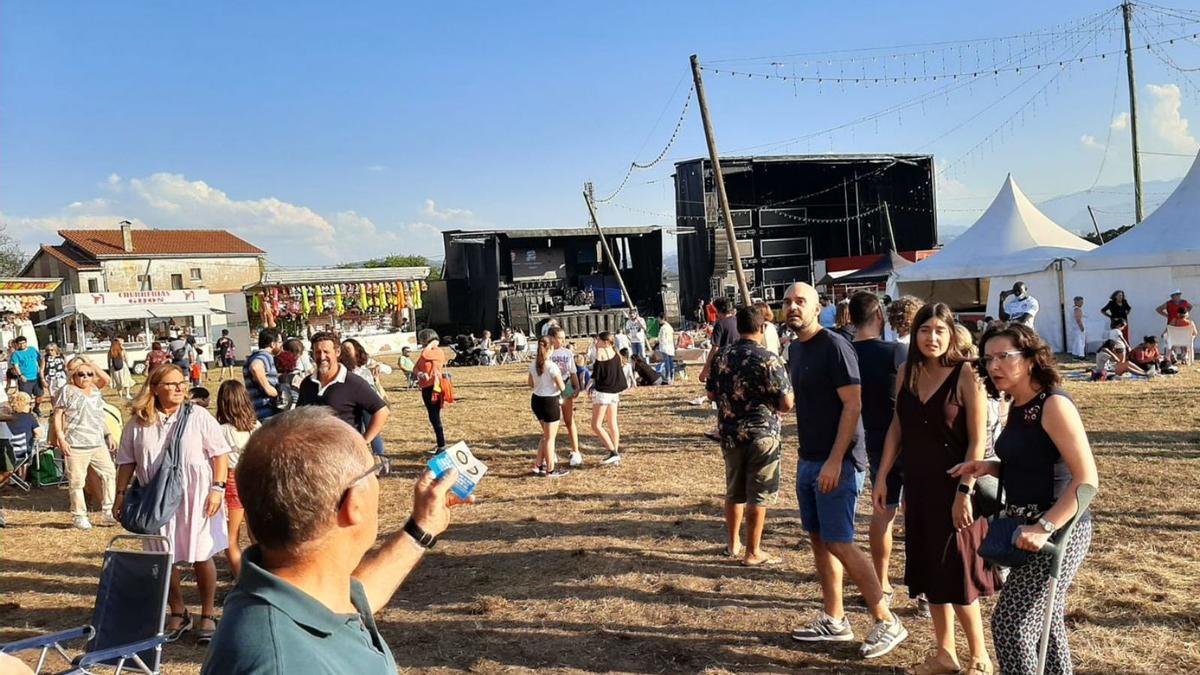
[73,635,167,668]
[1,626,92,653]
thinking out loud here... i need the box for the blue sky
[4,1,1200,266]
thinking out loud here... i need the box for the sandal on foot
[907,652,961,675]
[721,545,744,558]
[741,555,781,567]
[962,659,993,674]
[164,610,192,643]
[195,614,218,645]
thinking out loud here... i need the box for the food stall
[38,289,225,373]
[243,266,430,357]
[1,278,61,350]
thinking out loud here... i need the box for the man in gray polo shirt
[202,408,463,674]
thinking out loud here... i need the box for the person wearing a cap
[1157,290,1193,328]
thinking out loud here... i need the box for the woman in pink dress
[112,364,231,645]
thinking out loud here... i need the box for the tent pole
[1056,259,1068,354]
[1086,205,1105,244]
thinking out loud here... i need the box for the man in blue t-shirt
[783,282,907,659]
[848,291,908,608]
[10,337,44,397]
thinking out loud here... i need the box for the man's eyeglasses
[157,380,188,390]
[981,350,1024,367]
[335,457,386,511]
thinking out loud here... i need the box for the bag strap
[165,403,194,467]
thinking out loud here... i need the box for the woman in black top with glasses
[951,324,1099,675]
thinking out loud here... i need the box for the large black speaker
[505,295,530,333]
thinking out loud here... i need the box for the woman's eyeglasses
[335,457,387,511]
[157,380,188,390]
[980,350,1024,367]
[73,372,95,379]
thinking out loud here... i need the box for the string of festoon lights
[594,86,693,204]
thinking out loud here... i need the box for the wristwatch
[403,517,438,549]
[212,481,227,489]
[956,483,975,496]
[1037,517,1057,534]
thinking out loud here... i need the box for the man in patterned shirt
[706,306,794,566]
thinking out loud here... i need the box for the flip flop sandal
[741,555,781,567]
[962,659,993,674]
[195,614,219,645]
[164,610,192,643]
[907,652,962,675]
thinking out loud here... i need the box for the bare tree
[0,224,27,276]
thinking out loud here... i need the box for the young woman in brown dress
[873,303,999,675]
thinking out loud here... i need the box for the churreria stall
[37,289,225,373]
[242,266,430,357]
[0,278,61,350]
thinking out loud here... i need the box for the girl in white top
[216,380,261,579]
[526,336,567,478]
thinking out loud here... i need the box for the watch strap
[403,517,438,549]
[956,483,975,496]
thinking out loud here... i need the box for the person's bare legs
[226,507,245,579]
[743,504,770,563]
[561,398,580,454]
[809,534,846,619]
[606,401,620,452]
[953,601,992,668]
[868,506,898,595]
[195,559,218,629]
[724,501,744,556]
[824,540,896,622]
[544,420,560,471]
[536,421,549,470]
[926,603,961,669]
[591,405,616,453]
[166,567,187,629]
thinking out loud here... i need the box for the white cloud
[1145,83,1199,153]
[421,198,474,222]
[365,165,387,172]
[1080,134,1101,149]
[1111,112,1130,131]
[5,173,453,265]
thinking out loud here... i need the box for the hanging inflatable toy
[315,286,325,315]
[334,284,345,315]
[301,286,311,315]
[359,283,369,311]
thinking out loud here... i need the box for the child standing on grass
[215,380,260,579]
[527,336,567,478]
[191,347,205,387]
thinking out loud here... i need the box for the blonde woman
[107,338,134,400]
[113,364,231,644]
[52,358,118,530]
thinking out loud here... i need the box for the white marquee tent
[893,175,1095,351]
[1066,149,1200,352]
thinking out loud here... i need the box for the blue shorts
[796,459,865,544]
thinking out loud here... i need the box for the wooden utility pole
[690,54,752,306]
[583,184,634,310]
[1122,1,1145,223]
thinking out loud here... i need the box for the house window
[87,278,100,293]
[137,275,152,290]
[190,268,202,281]
[171,274,183,290]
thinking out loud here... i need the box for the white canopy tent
[1066,149,1200,351]
[893,175,1095,351]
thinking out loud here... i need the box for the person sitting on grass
[201,409,466,674]
[1091,339,1146,380]
[706,306,793,566]
[631,353,663,387]
[1128,336,1168,374]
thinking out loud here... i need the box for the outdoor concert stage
[435,226,664,336]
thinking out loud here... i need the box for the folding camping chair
[1,534,173,674]
[31,440,67,488]
[1035,483,1098,675]
[0,437,31,491]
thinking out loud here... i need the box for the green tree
[1083,224,1134,246]
[0,224,27,276]
[341,254,441,279]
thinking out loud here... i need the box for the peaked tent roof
[895,175,1095,282]
[1074,149,1200,270]
[838,250,914,283]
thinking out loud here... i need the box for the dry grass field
[2,358,1198,674]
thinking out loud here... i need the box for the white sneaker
[569,451,583,468]
[99,513,119,527]
[600,452,622,466]
[72,515,92,530]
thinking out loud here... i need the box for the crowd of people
[4,278,1197,674]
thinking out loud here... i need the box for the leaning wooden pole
[690,54,752,306]
[583,186,635,311]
